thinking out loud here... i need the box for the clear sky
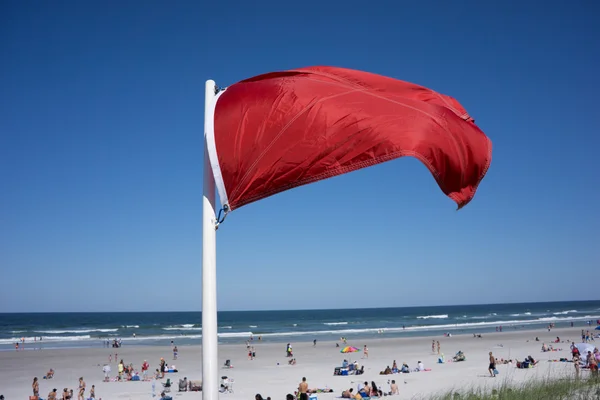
[1,1,598,313]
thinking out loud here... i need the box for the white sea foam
[123,325,140,328]
[324,322,348,326]
[0,335,92,344]
[218,331,254,338]
[162,324,201,331]
[417,315,448,319]
[35,329,117,334]
[553,310,578,315]
[120,334,203,341]
[162,327,202,331]
[249,325,258,328]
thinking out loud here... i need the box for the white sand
[0,327,588,399]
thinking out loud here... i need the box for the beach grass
[425,374,600,400]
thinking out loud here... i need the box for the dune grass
[425,375,600,400]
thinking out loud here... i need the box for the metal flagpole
[202,79,219,400]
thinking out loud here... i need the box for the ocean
[2,301,600,350]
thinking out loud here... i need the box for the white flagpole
[202,79,219,400]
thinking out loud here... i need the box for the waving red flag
[206,66,492,212]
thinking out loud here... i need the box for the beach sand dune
[0,327,584,399]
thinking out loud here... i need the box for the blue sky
[1,1,598,313]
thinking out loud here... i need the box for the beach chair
[162,378,172,392]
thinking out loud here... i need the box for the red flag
[206,66,492,212]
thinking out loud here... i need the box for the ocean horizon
[2,300,599,350]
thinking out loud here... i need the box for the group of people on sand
[378,359,424,375]
[103,356,170,382]
[581,329,597,343]
[341,380,399,398]
[572,342,600,377]
[33,377,93,400]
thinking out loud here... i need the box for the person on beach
[142,360,149,380]
[160,358,166,378]
[47,388,58,400]
[574,353,581,379]
[32,377,39,397]
[118,360,124,380]
[89,385,95,399]
[432,340,435,353]
[173,345,178,360]
[370,381,381,397]
[587,351,598,374]
[362,382,371,397]
[488,352,496,377]
[437,341,440,355]
[102,364,111,382]
[363,345,369,359]
[298,377,308,400]
[78,377,86,400]
[390,380,399,395]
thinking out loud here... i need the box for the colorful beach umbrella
[341,346,360,353]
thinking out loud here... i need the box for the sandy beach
[0,327,588,399]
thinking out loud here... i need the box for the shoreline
[1,326,594,399]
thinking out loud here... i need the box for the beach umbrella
[200,66,493,399]
[575,343,595,355]
[341,346,360,353]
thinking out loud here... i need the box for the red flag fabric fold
[206,66,492,212]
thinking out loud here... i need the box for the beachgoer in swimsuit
[47,389,57,400]
[32,377,39,396]
[78,377,85,400]
[298,377,308,400]
[489,352,496,377]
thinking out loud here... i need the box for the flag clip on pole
[203,79,219,400]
